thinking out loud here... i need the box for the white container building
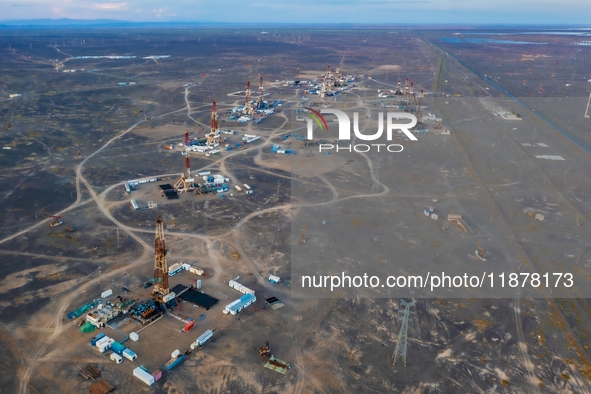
[122,348,137,361]
[223,293,256,315]
[130,332,139,341]
[182,263,191,271]
[269,275,281,284]
[243,184,251,190]
[234,185,242,192]
[228,280,255,295]
[168,262,183,273]
[189,267,205,276]
[133,367,155,386]
[110,353,123,364]
[171,349,181,359]
[101,289,113,298]
[98,338,114,353]
[95,336,111,349]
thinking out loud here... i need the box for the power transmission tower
[393,299,416,367]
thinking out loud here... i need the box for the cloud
[92,1,128,11]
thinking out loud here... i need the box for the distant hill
[0,18,229,28]
[0,18,134,26]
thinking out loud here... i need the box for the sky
[2,0,591,25]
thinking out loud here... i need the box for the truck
[196,329,213,346]
[165,354,185,371]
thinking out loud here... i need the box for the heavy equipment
[49,215,62,227]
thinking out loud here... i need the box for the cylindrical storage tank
[197,280,202,290]
[130,332,139,341]
[171,349,180,359]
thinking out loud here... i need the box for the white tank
[197,280,202,290]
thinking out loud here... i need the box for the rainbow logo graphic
[304,107,329,132]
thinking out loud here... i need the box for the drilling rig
[242,81,255,116]
[256,74,265,108]
[174,133,194,193]
[151,216,175,303]
[206,100,221,147]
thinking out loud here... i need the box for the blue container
[111,342,126,355]
[235,143,241,147]
[165,355,185,371]
[90,333,106,347]
[226,147,232,151]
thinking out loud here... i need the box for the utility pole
[393,299,416,367]
[117,228,119,249]
[585,92,591,118]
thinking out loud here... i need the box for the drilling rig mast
[152,216,174,303]
[206,100,221,147]
[243,80,255,116]
[256,74,265,108]
[174,132,194,193]
[415,90,425,125]
[296,63,300,81]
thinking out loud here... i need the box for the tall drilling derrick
[256,74,264,108]
[206,100,221,147]
[243,80,255,116]
[152,216,170,301]
[174,132,194,193]
[402,78,411,105]
[296,63,300,81]
[415,90,425,125]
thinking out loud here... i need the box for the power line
[393,299,416,367]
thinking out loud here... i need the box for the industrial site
[1,25,591,394]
